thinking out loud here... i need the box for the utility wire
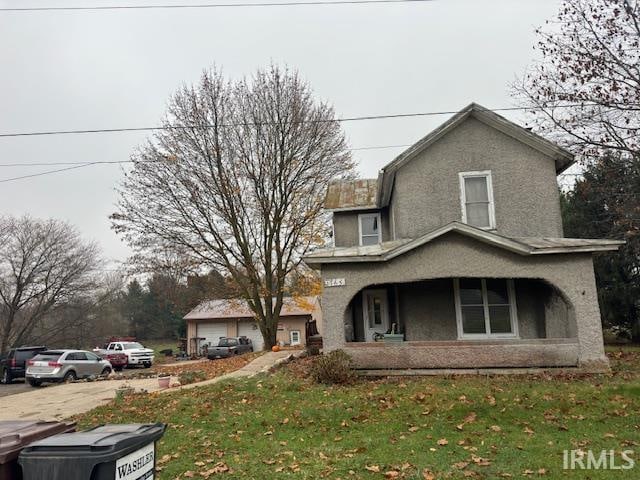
[0,0,434,12]
[0,163,102,183]
[0,156,584,183]
[0,144,419,182]
[0,160,135,167]
[0,104,594,139]
[0,144,414,167]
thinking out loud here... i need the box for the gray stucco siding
[320,232,607,369]
[391,117,564,239]
[369,279,566,342]
[400,280,457,341]
[332,208,391,248]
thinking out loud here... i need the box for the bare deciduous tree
[0,216,100,352]
[112,66,354,349]
[514,0,640,160]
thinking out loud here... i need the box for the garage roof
[184,296,318,320]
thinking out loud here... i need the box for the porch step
[357,367,591,377]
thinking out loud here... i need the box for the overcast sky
[0,0,561,267]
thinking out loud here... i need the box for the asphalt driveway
[0,380,32,397]
[0,351,297,421]
[0,377,161,421]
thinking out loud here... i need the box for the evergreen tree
[562,154,640,341]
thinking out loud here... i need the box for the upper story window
[358,213,381,246]
[459,170,496,230]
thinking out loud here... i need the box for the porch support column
[553,260,608,371]
[321,279,360,352]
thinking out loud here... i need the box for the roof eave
[326,205,378,213]
[530,243,624,255]
[301,224,624,266]
[376,103,575,207]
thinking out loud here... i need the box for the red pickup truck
[93,349,128,371]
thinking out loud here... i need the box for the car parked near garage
[0,346,47,384]
[207,337,253,359]
[25,350,112,387]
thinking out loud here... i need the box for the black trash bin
[0,420,76,480]
[18,423,166,480]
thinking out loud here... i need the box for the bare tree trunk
[112,65,354,350]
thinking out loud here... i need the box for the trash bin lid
[21,423,165,456]
[0,420,76,463]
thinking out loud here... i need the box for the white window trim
[453,278,519,339]
[458,170,496,230]
[390,204,397,240]
[331,213,336,247]
[358,212,382,246]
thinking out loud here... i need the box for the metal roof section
[302,222,624,264]
[323,178,378,211]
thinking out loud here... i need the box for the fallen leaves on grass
[157,353,262,382]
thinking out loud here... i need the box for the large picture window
[459,171,496,229]
[454,278,518,338]
[358,213,382,246]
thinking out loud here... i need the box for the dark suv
[0,346,47,384]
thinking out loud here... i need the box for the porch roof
[303,222,624,264]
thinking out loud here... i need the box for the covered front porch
[306,227,620,372]
[342,277,580,369]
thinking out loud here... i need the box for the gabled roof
[376,103,575,207]
[303,222,623,264]
[184,296,318,320]
[324,178,378,211]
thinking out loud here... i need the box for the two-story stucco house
[303,103,623,372]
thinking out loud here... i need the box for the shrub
[306,345,320,356]
[178,370,207,385]
[310,350,356,385]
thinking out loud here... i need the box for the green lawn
[141,339,181,364]
[76,347,640,479]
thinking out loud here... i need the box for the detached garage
[184,296,321,356]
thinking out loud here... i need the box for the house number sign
[324,278,346,287]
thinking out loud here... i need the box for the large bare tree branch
[513,0,640,161]
[0,216,101,352]
[112,65,354,349]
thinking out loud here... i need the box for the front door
[362,289,389,341]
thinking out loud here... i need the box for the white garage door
[238,321,264,351]
[197,322,227,348]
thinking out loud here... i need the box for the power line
[0,143,418,182]
[0,0,434,12]
[0,163,101,184]
[0,155,582,184]
[0,144,413,167]
[0,104,592,139]
[0,160,134,167]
